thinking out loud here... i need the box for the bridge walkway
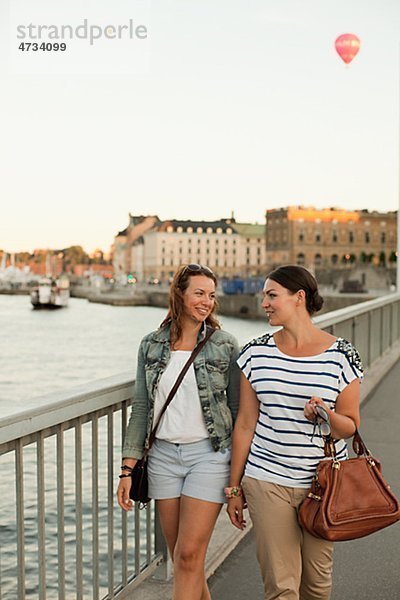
[208,359,400,600]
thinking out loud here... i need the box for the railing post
[15,439,25,600]
[121,403,129,586]
[367,310,372,368]
[75,420,83,600]
[92,417,100,600]
[397,300,400,341]
[390,302,393,348]
[107,410,115,598]
[37,432,46,600]
[351,317,356,345]
[57,428,66,600]
[153,506,172,580]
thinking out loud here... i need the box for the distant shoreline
[0,285,376,319]
[0,288,29,295]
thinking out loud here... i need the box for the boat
[31,276,70,309]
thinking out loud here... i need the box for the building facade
[112,214,159,279]
[266,206,397,271]
[113,216,266,281]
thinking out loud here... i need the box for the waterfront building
[230,222,266,277]
[113,215,266,281]
[266,206,397,271]
[73,263,114,278]
[112,214,160,280]
[27,250,64,277]
[2,248,109,279]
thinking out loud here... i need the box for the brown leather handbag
[298,430,400,541]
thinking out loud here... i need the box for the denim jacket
[122,323,240,459]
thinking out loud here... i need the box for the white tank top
[153,351,209,443]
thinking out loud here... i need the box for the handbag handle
[352,430,370,456]
[145,327,215,452]
[324,428,370,458]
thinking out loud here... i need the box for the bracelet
[121,465,133,472]
[119,473,132,479]
[224,486,242,499]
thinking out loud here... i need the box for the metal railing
[0,374,167,600]
[315,292,400,369]
[1,292,400,599]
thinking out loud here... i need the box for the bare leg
[172,495,222,600]
[157,497,219,599]
[156,498,181,557]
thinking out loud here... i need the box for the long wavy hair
[160,264,221,345]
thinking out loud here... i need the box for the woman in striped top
[226,265,363,600]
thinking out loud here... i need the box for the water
[0,294,269,598]
[0,294,269,415]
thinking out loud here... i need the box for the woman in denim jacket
[117,264,240,600]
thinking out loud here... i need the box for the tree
[63,246,89,269]
[15,252,31,266]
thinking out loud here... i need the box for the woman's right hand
[226,496,247,530]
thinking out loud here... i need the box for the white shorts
[147,437,231,504]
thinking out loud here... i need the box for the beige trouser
[242,476,333,600]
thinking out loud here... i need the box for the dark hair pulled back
[267,265,324,315]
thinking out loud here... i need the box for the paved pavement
[209,359,400,600]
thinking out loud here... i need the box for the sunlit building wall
[266,206,397,271]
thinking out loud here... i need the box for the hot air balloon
[335,34,361,64]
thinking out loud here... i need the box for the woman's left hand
[304,396,329,422]
[117,477,134,512]
[226,496,247,530]
[305,380,361,440]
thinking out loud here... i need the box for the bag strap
[324,428,370,458]
[352,429,370,456]
[145,327,215,452]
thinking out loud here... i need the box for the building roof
[116,228,128,237]
[267,206,397,219]
[128,214,160,226]
[156,218,237,233]
[231,223,265,237]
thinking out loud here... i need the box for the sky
[1,0,400,253]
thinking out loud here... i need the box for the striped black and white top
[237,333,364,488]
